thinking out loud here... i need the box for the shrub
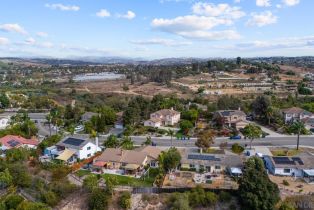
[88,188,110,210]
[219,191,232,202]
[5,194,24,210]
[41,191,59,207]
[119,192,132,209]
[283,180,290,186]
[231,143,244,154]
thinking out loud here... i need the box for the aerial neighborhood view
[1,0,314,210]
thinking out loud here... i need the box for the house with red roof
[0,135,39,150]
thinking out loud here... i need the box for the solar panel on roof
[292,157,304,165]
[273,157,295,165]
[188,154,221,161]
[63,138,85,146]
[7,139,20,148]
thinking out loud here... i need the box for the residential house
[213,110,247,129]
[264,153,314,183]
[179,149,243,175]
[0,117,10,130]
[134,145,162,168]
[44,137,100,164]
[81,112,98,122]
[93,146,161,175]
[144,108,180,128]
[281,107,313,124]
[0,135,39,150]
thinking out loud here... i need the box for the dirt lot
[163,171,238,190]
[65,80,189,98]
[269,175,314,199]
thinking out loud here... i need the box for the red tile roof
[0,135,39,149]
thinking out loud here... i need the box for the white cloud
[25,37,36,45]
[36,32,48,37]
[40,42,54,48]
[256,0,271,7]
[45,3,80,11]
[152,15,233,32]
[233,36,314,50]
[117,11,136,19]
[176,30,241,40]
[234,0,241,3]
[282,0,300,6]
[130,38,192,47]
[0,37,9,45]
[246,11,277,27]
[0,23,27,35]
[276,4,282,8]
[192,2,245,19]
[96,9,111,18]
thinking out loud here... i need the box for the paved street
[125,136,314,148]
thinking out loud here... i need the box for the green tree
[0,168,13,188]
[278,202,295,210]
[103,135,120,148]
[17,201,50,210]
[167,129,175,147]
[144,136,152,145]
[242,124,262,149]
[87,188,110,210]
[4,194,24,210]
[41,191,59,207]
[290,121,305,150]
[0,94,10,108]
[160,147,181,172]
[120,136,134,150]
[252,96,271,123]
[195,130,215,153]
[119,192,131,209]
[179,120,193,136]
[168,193,191,210]
[83,174,99,192]
[239,157,280,210]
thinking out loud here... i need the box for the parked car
[229,135,241,140]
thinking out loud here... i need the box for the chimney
[120,149,124,156]
[238,107,241,111]
[171,107,174,111]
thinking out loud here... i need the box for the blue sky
[0,0,313,59]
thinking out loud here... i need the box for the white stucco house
[43,137,101,164]
[144,108,180,128]
[264,154,314,183]
[281,107,313,124]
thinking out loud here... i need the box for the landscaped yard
[102,168,159,187]
[271,149,301,156]
[75,169,91,178]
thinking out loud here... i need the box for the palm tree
[266,106,273,125]
[167,129,175,147]
[46,114,52,136]
[291,121,304,150]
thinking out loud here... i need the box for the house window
[87,154,91,157]
[190,164,195,168]
[87,146,91,150]
[283,168,291,173]
[215,165,221,170]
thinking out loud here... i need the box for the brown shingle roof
[282,107,312,115]
[95,148,147,165]
[135,146,161,160]
[153,109,180,117]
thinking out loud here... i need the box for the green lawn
[75,169,91,178]
[271,149,301,156]
[102,168,159,187]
